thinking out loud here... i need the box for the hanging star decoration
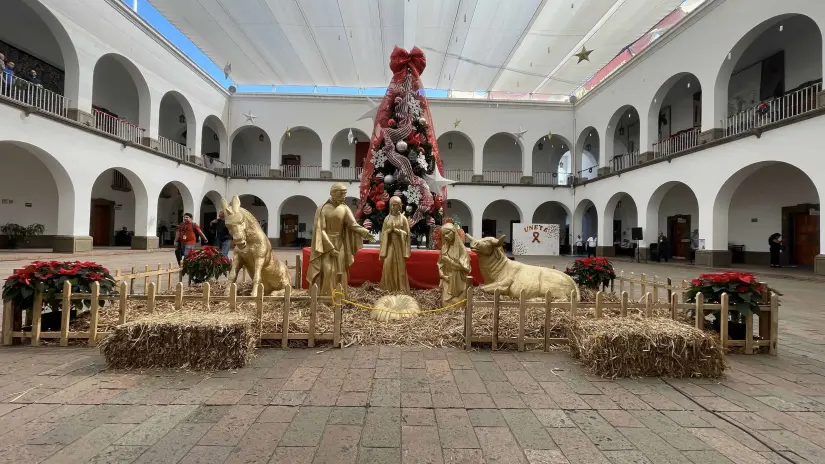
[574,45,593,64]
[453,118,461,129]
[356,97,379,122]
[285,127,291,138]
[423,169,457,193]
[511,126,527,144]
[243,111,257,124]
[223,62,232,80]
[347,128,355,145]
[545,131,553,142]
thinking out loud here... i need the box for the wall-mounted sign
[1,199,12,204]
[114,204,123,211]
[512,223,560,256]
[24,203,32,207]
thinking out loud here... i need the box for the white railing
[533,171,565,185]
[157,135,190,161]
[482,170,523,184]
[331,166,363,180]
[0,75,68,118]
[610,150,641,172]
[230,164,270,177]
[652,128,700,159]
[201,155,226,173]
[282,165,322,179]
[93,109,145,144]
[723,82,822,138]
[444,169,474,182]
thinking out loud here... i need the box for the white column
[522,148,533,178]
[62,185,90,237]
[473,134,483,175]
[143,90,161,139]
[270,128,281,170]
[68,57,94,115]
[602,126,614,169]
[701,193,725,251]
[471,210,483,240]
[134,193,158,238]
[702,76,727,134]
[321,140,331,172]
[638,114,652,154]
[187,116,200,158]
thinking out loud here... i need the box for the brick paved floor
[3,346,825,463]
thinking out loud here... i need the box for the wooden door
[794,213,819,266]
[91,204,111,246]
[670,216,690,258]
[355,142,369,168]
[281,215,298,247]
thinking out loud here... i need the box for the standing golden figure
[379,196,411,293]
[221,195,291,296]
[307,183,375,296]
[437,222,470,304]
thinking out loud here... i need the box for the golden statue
[307,183,376,296]
[438,223,470,304]
[379,196,411,293]
[467,235,577,300]
[221,195,291,296]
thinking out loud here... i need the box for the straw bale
[567,317,725,379]
[99,311,256,370]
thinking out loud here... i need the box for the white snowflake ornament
[371,150,388,168]
[403,185,422,205]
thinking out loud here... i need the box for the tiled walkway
[2,346,825,463]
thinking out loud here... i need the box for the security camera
[228,85,237,94]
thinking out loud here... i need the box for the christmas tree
[354,47,447,239]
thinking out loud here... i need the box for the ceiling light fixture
[779,24,783,32]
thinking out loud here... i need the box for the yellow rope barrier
[331,291,466,315]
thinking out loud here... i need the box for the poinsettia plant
[565,257,616,290]
[181,246,230,284]
[2,261,116,316]
[685,272,769,318]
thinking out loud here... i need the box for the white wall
[232,128,271,165]
[281,128,322,166]
[437,132,474,172]
[483,134,522,171]
[92,56,140,124]
[728,164,818,251]
[91,169,136,231]
[0,145,59,233]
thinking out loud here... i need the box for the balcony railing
[230,164,270,177]
[200,155,226,173]
[157,135,190,160]
[444,169,474,182]
[0,75,67,118]
[652,128,700,159]
[482,170,523,184]
[723,82,822,138]
[93,109,145,144]
[282,165,322,179]
[610,150,641,172]
[331,166,363,180]
[533,171,568,186]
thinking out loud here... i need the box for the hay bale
[567,317,725,379]
[99,311,256,370]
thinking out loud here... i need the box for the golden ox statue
[221,195,291,296]
[468,234,577,301]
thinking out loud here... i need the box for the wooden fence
[2,265,778,355]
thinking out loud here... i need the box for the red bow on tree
[390,46,427,77]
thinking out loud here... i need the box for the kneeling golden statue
[221,195,290,296]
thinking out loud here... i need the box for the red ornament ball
[376,201,386,211]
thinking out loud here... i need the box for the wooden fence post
[652,279,659,303]
[640,274,647,296]
[695,293,704,330]
[143,265,150,294]
[544,291,552,353]
[88,282,100,346]
[203,282,211,310]
[60,281,72,346]
[517,290,526,352]
[129,266,136,295]
[464,277,473,351]
[282,285,291,348]
[492,289,500,350]
[256,284,264,347]
[155,264,162,291]
[666,278,673,303]
[146,282,156,314]
[174,283,183,310]
[769,293,778,355]
[670,293,678,320]
[167,263,174,291]
[308,285,317,348]
[229,283,238,310]
[569,290,578,317]
[620,292,628,317]
[31,286,43,346]
[644,293,652,318]
[619,271,625,294]
[744,310,754,355]
[333,283,343,348]
[295,255,302,288]
[720,293,729,350]
[118,281,128,325]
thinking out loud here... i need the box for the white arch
[202,115,228,163]
[230,125,272,166]
[445,198,473,235]
[604,105,640,166]
[647,72,703,147]
[92,53,152,130]
[575,127,600,178]
[482,132,524,180]
[158,91,197,151]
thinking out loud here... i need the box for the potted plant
[181,246,230,284]
[685,272,773,339]
[565,257,616,291]
[2,261,117,331]
[1,223,45,249]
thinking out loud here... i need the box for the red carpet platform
[301,247,485,289]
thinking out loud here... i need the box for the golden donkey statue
[221,195,291,296]
[467,234,577,301]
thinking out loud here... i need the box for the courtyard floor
[1,249,825,463]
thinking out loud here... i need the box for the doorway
[482,219,496,238]
[355,142,369,169]
[667,214,691,259]
[90,200,114,246]
[280,215,298,247]
[792,212,818,266]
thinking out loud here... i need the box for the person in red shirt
[174,213,208,261]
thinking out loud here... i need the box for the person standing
[575,235,584,255]
[28,70,42,86]
[174,213,208,263]
[658,232,669,262]
[768,233,783,268]
[586,234,597,257]
[690,229,699,264]
[210,210,232,257]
